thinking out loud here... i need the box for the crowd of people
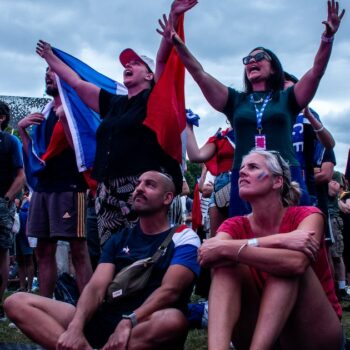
[0,0,348,349]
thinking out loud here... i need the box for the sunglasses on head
[269,150,285,177]
[242,52,271,65]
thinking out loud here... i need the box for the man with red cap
[36,0,197,246]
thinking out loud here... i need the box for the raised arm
[186,123,217,162]
[18,113,46,158]
[155,0,198,81]
[304,107,335,148]
[157,14,228,112]
[36,40,101,113]
[294,0,345,108]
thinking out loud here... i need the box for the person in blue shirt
[4,170,200,350]
[0,101,25,320]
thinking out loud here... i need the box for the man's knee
[129,309,188,350]
[4,292,31,319]
[153,309,188,333]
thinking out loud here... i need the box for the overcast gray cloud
[0,0,349,171]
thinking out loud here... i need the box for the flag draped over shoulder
[24,48,127,190]
[145,15,186,164]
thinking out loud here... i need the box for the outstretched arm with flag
[24,46,126,190]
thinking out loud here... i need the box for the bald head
[155,172,176,195]
[132,171,176,216]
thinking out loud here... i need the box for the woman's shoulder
[284,206,323,224]
[227,86,246,99]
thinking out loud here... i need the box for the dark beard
[46,87,59,97]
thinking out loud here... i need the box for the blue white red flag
[24,47,127,190]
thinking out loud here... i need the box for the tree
[184,161,202,197]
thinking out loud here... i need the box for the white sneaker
[8,322,18,329]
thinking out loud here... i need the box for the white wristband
[247,238,259,247]
[314,125,324,133]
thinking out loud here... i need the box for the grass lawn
[2,292,350,349]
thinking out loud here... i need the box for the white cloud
[0,0,348,172]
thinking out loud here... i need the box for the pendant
[252,97,263,104]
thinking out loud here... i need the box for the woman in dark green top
[157,0,345,216]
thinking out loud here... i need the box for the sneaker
[8,322,18,329]
[0,305,6,322]
[345,285,350,295]
[339,289,350,302]
[31,277,39,292]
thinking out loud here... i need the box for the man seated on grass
[4,170,200,350]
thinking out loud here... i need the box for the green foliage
[185,161,202,197]
[4,127,20,138]
[185,329,208,349]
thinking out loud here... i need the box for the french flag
[24,48,126,191]
[145,15,186,164]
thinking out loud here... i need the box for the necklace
[251,97,264,104]
[250,92,272,104]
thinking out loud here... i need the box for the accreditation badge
[255,134,266,150]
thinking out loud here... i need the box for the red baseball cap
[119,48,155,73]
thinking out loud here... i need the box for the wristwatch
[122,312,138,328]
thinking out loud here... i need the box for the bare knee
[4,292,32,320]
[129,309,188,350]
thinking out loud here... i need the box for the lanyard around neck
[249,92,272,134]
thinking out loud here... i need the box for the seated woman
[198,149,342,350]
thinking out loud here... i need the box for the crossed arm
[198,213,324,276]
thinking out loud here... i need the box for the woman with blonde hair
[198,149,342,350]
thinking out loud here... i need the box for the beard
[46,86,59,97]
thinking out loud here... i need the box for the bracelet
[236,243,248,262]
[248,238,259,247]
[122,312,138,328]
[314,125,324,133]
[321,34,334,43]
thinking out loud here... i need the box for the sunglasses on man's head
[242,52,271,65]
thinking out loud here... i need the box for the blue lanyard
[249,92,272,134]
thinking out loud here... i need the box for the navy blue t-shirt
[100,223,200,313]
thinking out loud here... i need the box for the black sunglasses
[242,52,271,65]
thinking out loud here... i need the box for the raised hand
[36,40,54,59]
[322,0,345,36]
[18,113,45,129]
[156,14,177,44]
[170,0,198,17]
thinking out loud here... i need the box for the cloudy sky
[1,0,349,172]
